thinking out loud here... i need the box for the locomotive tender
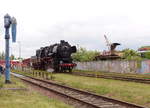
[31,40,77,72]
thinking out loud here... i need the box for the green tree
[122,48,142,60]
[141,52,150,59]
[0,52,17,60]
[72,47,99,62]
[0,51,5,60]
[10,54,15,60]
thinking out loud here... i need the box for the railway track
[11,72,146,108]
[70,72,150,84]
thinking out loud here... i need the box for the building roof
[138,46,150,51]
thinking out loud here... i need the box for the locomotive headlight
[60,61,63,64]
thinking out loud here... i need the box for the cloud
[0,0,150,58]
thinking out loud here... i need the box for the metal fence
[75,60,150,74]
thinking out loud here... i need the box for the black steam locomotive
[31,40,77,72]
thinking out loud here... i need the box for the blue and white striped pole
[4,14,17,84]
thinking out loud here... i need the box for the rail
[12,72,146,108]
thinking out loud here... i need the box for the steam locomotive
[31,40,77,72]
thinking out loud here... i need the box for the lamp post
[17,41,21,60]
[4,14,17,83]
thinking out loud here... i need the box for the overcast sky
[0,0,150,58]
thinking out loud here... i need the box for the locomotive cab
[71,46,77,53]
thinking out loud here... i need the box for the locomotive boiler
[31,40,77,72]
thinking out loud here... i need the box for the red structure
[22,58,31,67]
[0,60,20,68]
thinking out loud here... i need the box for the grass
[12,70,150,107]
[52,73,150,107]
[0,75,73,108]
